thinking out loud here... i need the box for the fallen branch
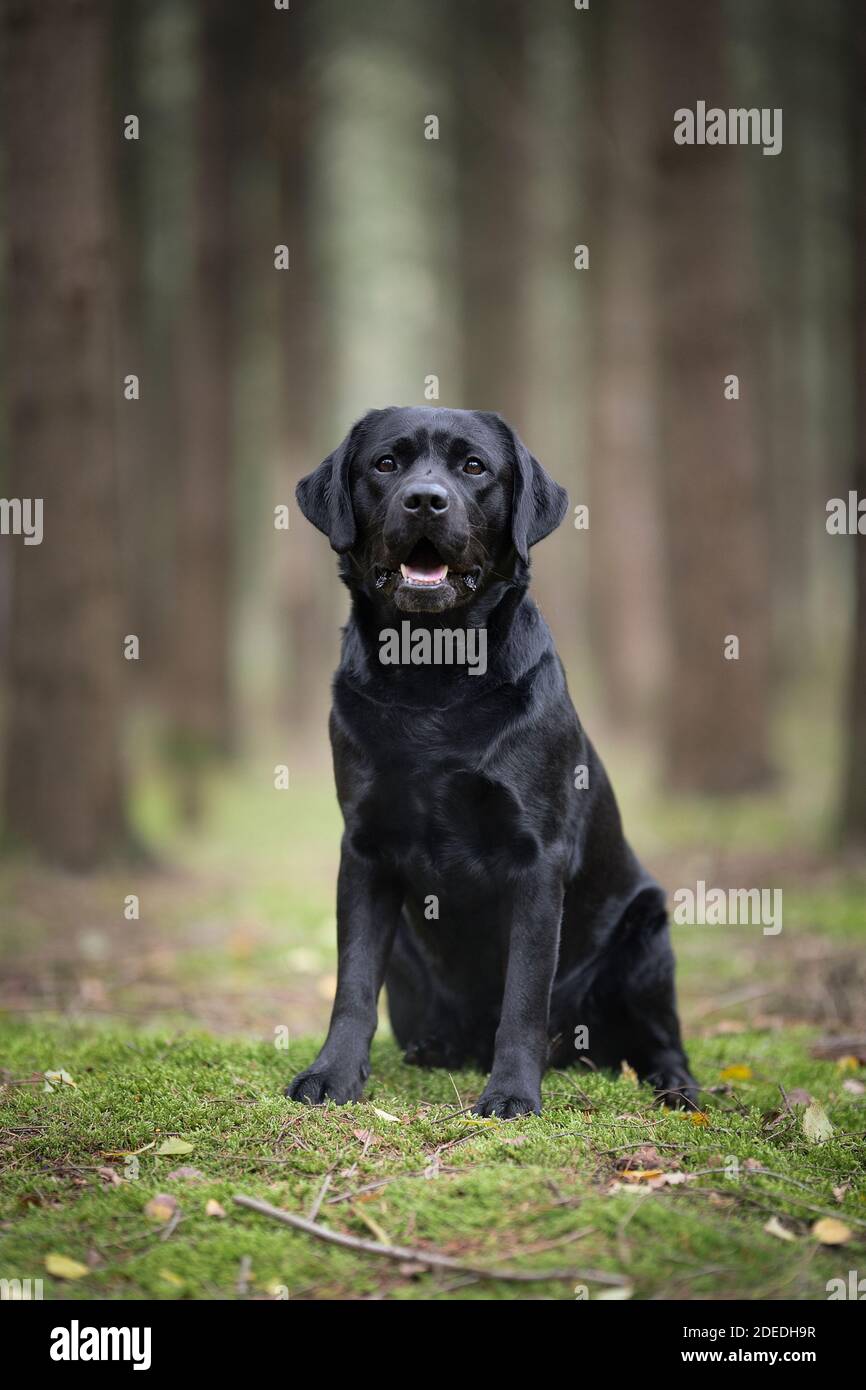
[233,1194,628,1286]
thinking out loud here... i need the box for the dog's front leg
[474,871,563,1118]
[286,843,402,1105]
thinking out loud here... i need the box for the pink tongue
[403,562,447,584]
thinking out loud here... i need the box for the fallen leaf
[144,1194,179,1223]
[159,1269,185,1288]
[621,1169,665,1183]
[595,1285,633,1300]
[616,1146,663,1171]
[842,1079,865,1096]
[836,1056,862,1073]
[689,1111,710,1126]
[155,1138,194,1156]
[205,1199,226,1219]
[43,1070,77,1092]
[812,1217,852,1246]
[167,1166,205,1181]
[45,1253,89,1280]
[259,1279,288,1296]
[372,1108,400,1123]
[719,1064,752,1082]
[96,1166,121,1186]
[786,1088,812,1106]
[833,1183,852,1203]
[763,1216,796,1242]
[802,1100,834,1144]
[620,1061,639,1087]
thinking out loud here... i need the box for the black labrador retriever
[288,406,696,1116]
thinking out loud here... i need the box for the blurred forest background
[0,0,864,1041]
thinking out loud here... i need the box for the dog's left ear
[296,418,368,553]
[500,421,569,562]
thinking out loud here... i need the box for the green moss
[1,1022,864,1301]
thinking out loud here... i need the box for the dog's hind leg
[551,888,698,1107]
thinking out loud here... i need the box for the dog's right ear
[296,419,367,553]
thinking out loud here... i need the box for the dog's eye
[374,455,397,473]
[463,458,485,475]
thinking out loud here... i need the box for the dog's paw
[285,1069,363,1106]
[473,1089,541,1119]
[651,1070,700,1111]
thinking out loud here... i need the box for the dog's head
[296,407,568,613]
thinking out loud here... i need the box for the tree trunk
[2,0,128,868]
[266,1,324,732]
[841,4,866,845]
[169,0,237,800]
[587,0,666,730]
[456,0,531,435]
[651,0,773,794]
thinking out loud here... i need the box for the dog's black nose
[401,483,449,514]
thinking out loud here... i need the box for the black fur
[289,406,696,1116]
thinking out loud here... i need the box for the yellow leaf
[802,1101,834,1144]
[620,1061,639,1087]
[205,1199,226,1218]
[812,1217,852,1246]
[144,1194,178,1223]
[836,1055,862,1072]
[719,1064,752,1082]
[159,1269,185,1288]
[156,1138,194,1156]
[372,1108,400,1123]
[621,1169,665,1182]
[259,1279,288,1297]
[43,1070,77,1091]
[45,1253,89,1280]
[689,1111,710,1126]
[763,1216,796,1242]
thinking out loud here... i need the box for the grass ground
[1,750,865,1300]
[1,1024,865,1300]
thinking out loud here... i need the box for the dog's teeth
[400,563,448,585]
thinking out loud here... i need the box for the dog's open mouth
[399,538,449,587]
[376,540,479,592]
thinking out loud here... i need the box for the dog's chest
[347,758,539,884]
